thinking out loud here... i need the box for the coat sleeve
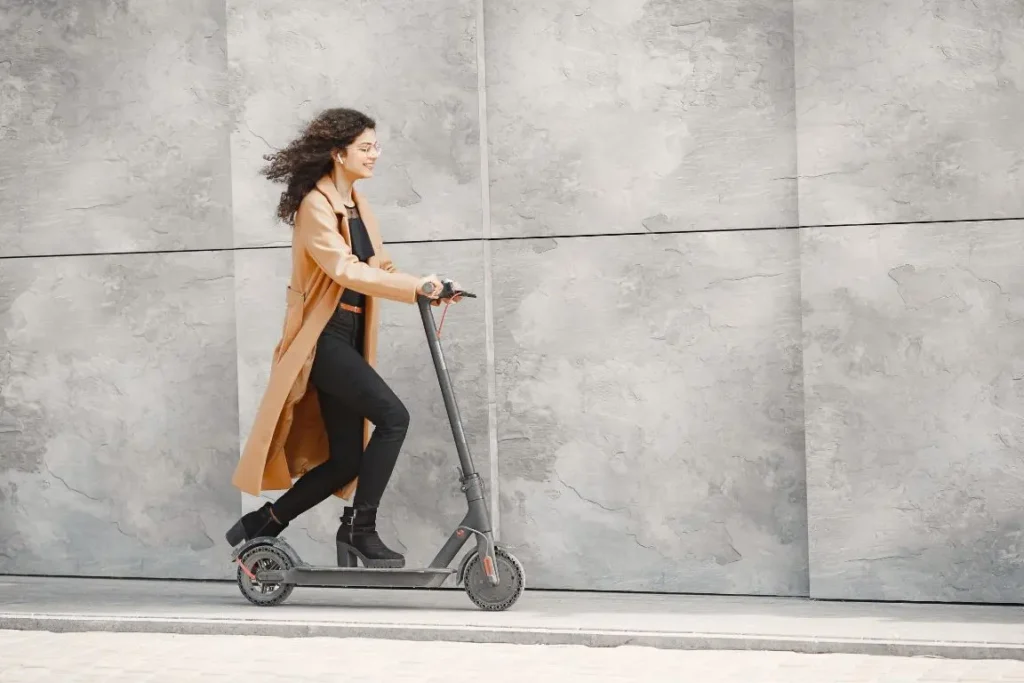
[375,242,443,306]
[295,192,422,304]
[377,243,397,273]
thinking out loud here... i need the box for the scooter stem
[417,295,478,480]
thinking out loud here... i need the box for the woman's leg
[225,349,365,547]
[275,335,409,510]
[307,327,411,509]
[275,312,411,567]
[270,387,364,523]
[226,310,410,557]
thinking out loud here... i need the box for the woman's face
[340,128,381,180]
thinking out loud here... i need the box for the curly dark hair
[260,107,376,224]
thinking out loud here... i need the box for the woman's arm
[378,244,398,274]
[296,192,424,303]
[376,241,450,306]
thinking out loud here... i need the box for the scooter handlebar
[417,277,477,304]
[439,278,476,300]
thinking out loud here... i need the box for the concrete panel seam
[475,0,500,540]
[790,0,801,228]
[7,216,1024,262]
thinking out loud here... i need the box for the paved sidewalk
[3,631,1024,682]
[0,576,1022,661]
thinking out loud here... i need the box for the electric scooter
[230,280,525,611]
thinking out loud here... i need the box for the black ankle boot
[225,502,288,547]
[336,505,405,569]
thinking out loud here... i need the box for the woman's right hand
[418,274,444,299]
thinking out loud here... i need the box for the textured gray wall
[0,1,233,257]
[1,0,1022,602]
[485,0,798,237]
[803,221,1024,602]
[0,1,238,579]
[796,0,1024,602]
[0,251,239,578]
[794,0,1024,225]
[491,234,807,595]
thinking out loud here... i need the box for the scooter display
[229,280,525,611]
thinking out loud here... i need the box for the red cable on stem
[436,300,452,338]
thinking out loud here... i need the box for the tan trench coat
[232,175,424,501]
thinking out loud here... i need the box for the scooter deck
[259,566,455,589]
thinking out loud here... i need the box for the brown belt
[339,303,364,314]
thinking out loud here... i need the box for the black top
[340,205,375,309]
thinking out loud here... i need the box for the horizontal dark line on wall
[385,214,1024,246]
[1,215,1020,261]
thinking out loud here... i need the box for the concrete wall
[1,0,1021,602]
[795,0,1024,603]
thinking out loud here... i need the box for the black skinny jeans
[272,307,410,523]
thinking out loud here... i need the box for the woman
[226,107,461,568]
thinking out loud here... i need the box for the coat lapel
[314,175,352,246]
[314,175,346,213]
[314,175,384,266]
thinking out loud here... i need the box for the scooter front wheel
[463,547,525,611]
[236,543,295,607]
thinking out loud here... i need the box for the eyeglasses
[353,142,382,155]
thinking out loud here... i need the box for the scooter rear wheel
[236,544,295,607]
[463,547,525,611]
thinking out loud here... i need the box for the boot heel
[336,542,358,568]
[225,520,246,547]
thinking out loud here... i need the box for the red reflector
[483,555,495,578]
